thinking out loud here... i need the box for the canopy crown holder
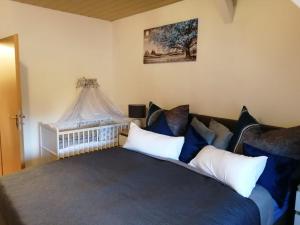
[76,77,99,88]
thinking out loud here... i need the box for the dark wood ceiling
[13,0,183,21]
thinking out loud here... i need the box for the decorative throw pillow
[164,105,189,136]
[243,143,297,207]
[191,117,216,145]
[146,101,161,127]
[209,119,233,149]
[243,126,300,160]
[147,109,163,127]
[146,112,174,136]
[228,106,260,152]
[145,102,189,136]
[124,123,184,160]
[234,126,262,155]
[179,125,208,163]
[189,145,267,198]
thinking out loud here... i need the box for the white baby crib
[39,121,129,160]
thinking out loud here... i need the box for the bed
[0,114,296,225]
[0,148,265,225]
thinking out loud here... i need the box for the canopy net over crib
[52,77,128,130]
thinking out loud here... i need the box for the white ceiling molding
[291,0,300,8]
[214,0,235,23]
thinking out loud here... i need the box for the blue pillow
[146,101,161,127]
[243,143,297,207]
[228,106,259,152]
[179,126,208,163]
[146,112,174,136]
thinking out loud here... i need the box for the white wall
[112,0,300,127]
[0,0,115,166]
[1,0,300,166]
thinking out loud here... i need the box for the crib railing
[40,122,129,159]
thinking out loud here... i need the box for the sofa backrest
[189,113,280,132]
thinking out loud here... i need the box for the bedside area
[118,130,128,146]
[295,184,300,225]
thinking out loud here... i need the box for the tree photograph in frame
[143,18,198,64]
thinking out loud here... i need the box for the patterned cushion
[146,112,174,136]
[146,102,161,127]
[145,102,189,136]
[234,126,261,154]
[228,106,260,152]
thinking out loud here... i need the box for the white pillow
[123,122,184,160]
[189,145,267,197]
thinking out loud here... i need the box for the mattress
[0,148,275,225]
[59,140,118,154]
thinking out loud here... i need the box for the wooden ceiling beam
[214,0,235,23]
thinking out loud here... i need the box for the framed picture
[144,18,198,64]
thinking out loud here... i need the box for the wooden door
[0,34,23,175]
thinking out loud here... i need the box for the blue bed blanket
[0,148,261,225]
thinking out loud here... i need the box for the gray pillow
[243,126,300,160]
[209,119,233,149]
[191,118,216,144]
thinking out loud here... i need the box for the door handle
[10,114,25,129]
[10,115,19,129]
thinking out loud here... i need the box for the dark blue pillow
[146,101,161,127]
[228,106,259,152]
[146,112,174,136]
[243,143,297,207]
[179,126,208,163]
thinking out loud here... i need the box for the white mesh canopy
[53,78,127,130]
